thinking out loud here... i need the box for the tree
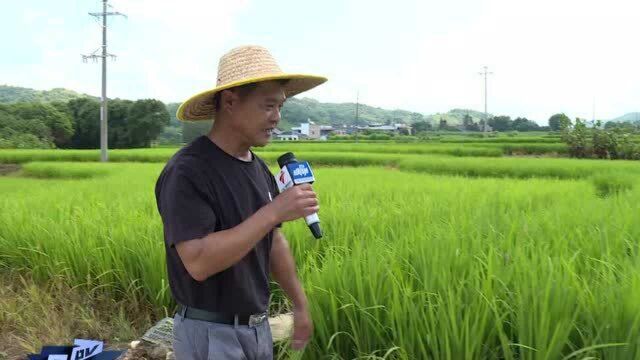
[438,118,447,130]
[7,102,73,147]
[562,118,589,158]
[0,104,47,139]
[108,99,134,148]
[487,115,513,132]
[67,97,169,149]
[548,113,570,131]
[412,121,431,133]
[561,118,640,160]
[0,102,72,148]
[183,120,213,143]
[68,97,101,149]
[462,114,474,131]
[512,117,540,132]
[126,99,170,148]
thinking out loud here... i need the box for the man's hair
[212,79,289,113]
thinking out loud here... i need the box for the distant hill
[4,84,499,134]
[279,97,429,129]
[169,97,436,132]
[425,108,491,126]
[0,85,92,103]
[611,112,640,123]
[1,86,433,129]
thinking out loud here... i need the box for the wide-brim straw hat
[177,45,327,121]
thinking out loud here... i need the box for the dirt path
[0,164,20,176]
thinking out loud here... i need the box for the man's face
[230,81,286,148]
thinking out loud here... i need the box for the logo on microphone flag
[292,165,309,177]
[275,167,293,192]
[287,162,315,184]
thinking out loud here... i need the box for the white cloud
[4,0,638,122]
[309,0,640,123]
[105,0,250,101]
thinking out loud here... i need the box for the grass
[1,162,640,359]
[0,270,153,358]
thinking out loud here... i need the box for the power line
[478,66,493,132]
[82,0,126,162]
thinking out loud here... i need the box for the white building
[357,123,412,134]
[276,131,308,141]
[277,134,299,141]
[291,119,334,139]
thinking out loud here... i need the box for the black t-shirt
[154,135,280,314]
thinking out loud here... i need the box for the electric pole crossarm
[89,12,127,17]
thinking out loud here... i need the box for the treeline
[560,118,640,160]
[0,98,169,149]
[410,114,547,133]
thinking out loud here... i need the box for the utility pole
[478,66,493,131]
[82,0,126,162]
[355,90,360,125]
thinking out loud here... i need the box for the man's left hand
[291,307,313,350]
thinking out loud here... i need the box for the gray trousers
[172,313,273,360]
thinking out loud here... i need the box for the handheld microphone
[275,152,322,239]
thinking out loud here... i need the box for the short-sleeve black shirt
[155,135,280,314]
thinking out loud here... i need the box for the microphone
[275,152,323,239]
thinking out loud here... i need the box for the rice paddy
[1,139,639,359]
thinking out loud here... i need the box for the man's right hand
[268,184,319,223]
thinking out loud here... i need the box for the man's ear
[219,89,238,115]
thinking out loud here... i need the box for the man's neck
[207,122,252,162]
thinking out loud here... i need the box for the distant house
[357,123,412,135]
[277,131,308,141]
[270,128,283,140]
[291,119,334,139]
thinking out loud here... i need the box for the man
[154,45,327,359]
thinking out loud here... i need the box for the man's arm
[177,205,279,281]
[176,183,319,282]
[270,228,313,350]
[270,228,308,309]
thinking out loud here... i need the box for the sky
[1,0,638,124]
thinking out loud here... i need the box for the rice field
[0,141,569,164]
[1,142,639,359]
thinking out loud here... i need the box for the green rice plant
[591,171,636,197]
[0,142,570,166]
[398,156,640,179]
[0,144,525,165]
[0,148,179,164]
[261,143,504,157]
[20,162,113,179]
[496,143,569,155]
[439,137,562,144]
[258,151,404,167]
[2,163,640,359]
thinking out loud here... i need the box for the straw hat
[177,45,327,121]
